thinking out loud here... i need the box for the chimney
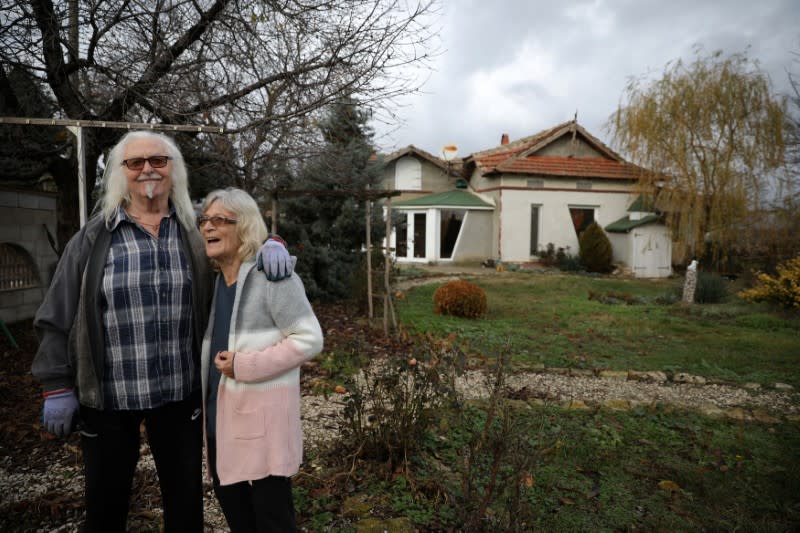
[500,133,509,145]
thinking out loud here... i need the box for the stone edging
[300,365,799,452]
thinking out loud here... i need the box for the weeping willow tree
[610,49,787,265]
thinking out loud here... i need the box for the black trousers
[79,392,203,533]
[208,438,297,533]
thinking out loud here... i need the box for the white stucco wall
[498,188,635,262]
[608,233,631,264]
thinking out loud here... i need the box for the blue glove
[42,389,79,437]
[256,235,293,281]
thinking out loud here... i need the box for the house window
[413,213,426,258]
[527,178,544,189]
[530,205,540,255]
[0,243,40,291]
[568,207,595,237]
[576,180,592,190]
[395,156,422,190]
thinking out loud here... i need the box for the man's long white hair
[99,130,197,230]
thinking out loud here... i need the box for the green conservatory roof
[393,189,494,209]
[605,214,662,233]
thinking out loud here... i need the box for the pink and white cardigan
[201,260,323,486]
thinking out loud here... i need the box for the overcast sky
[372,0,800,159]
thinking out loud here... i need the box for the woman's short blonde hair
[201,188,268,265]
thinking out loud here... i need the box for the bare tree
[1,0,439,238]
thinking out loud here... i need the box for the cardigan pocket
[231,406,265,440]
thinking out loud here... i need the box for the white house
[379,121,673,277]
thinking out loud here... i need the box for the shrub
[539,243,583,271]
[694,272,729,304]
[433,279,488,318]
[578,222,613,273]
[738,255,800,309]
[339,338,465,471]
[558,250,584,272]
[538,243,559,267]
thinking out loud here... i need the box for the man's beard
[136,172,162,199]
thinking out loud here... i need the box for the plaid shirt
[101,207,195,410]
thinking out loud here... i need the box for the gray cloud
[374,0,800,158]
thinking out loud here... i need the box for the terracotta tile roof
[465,120,640,181]
[498,156,637,179]
[471,121,569,159]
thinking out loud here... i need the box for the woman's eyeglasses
[121,156,172,170]
[197,215,238,228]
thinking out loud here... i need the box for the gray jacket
[32,215,213,409]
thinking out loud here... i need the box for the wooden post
[383,198,397,334]
[366,194,373,318]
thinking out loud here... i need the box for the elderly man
[32,131,292,532]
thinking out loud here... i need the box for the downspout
[497,187,503,260]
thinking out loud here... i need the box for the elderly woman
[199,188,323,532]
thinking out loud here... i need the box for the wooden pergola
[269,187,402,333]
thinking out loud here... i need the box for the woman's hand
[215,351,236,379]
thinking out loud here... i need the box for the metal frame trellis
[0,117,224,227]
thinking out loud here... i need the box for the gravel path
[300,367,800,449]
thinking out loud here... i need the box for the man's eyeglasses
[197,215,238,228]
[121,156,172,170]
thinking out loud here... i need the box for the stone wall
[0,187,59,324]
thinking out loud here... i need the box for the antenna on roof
[442,144,459,178]
[441,144,458,161]
[569,110,578,157]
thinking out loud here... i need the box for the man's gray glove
[42,389,79,437]
[256,234,293,281]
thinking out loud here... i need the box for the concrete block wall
[0,188,59,324]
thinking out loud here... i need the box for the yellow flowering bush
[737,256,800,309]
[433,279,487,318]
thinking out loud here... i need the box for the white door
[394,211,428,262]
[633,229,671,278]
